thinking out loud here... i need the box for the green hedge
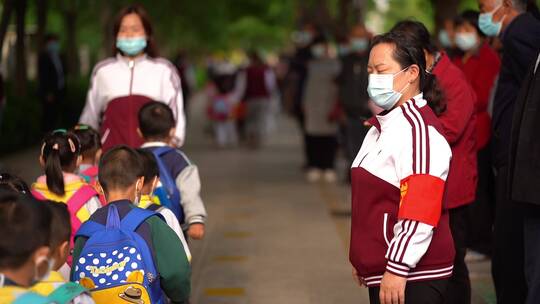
[0,78,89,156]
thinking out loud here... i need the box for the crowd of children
[0,101,207,303]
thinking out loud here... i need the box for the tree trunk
[63,0,78,77]
[36,0,48,51]
[0,0,14,64]
[353,0,367,24]
[337,0,351,33]
[431,0,459,35]
[14,0,27,95]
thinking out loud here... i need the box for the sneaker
[306,168,322,183]
[323,170,337,183]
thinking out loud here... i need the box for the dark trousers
[445,205,471,304]
[305,135,337,170]
[492,165,527,303]
[467,144,495,255]
[42,100,59,133]
[344,116,369,167]
[524,206,540,304]
[369,279,448,304]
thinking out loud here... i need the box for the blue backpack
[151,147,184,224]
[72,205,165,303]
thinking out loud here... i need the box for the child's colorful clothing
[137,195,192,262]
[32,173,102,265]
[78,165,98,184]
[31,271,65,296]
[141,142,207,231]
[71,200,191,303]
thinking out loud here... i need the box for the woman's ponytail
[423,73,446,116]
[44,147,65,196]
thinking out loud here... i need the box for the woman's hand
[379,271,406,304]
[352,267,367,287]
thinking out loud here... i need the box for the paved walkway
[1,92,495,303]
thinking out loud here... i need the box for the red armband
[398,174,445,227]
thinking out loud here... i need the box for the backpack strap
[150,147,182,219]
[47,282,89,304]
[75,220,105,239]
[12,292,52,304]
[120,207,162,232]
[31,190,47,201]
[67,185,98,215]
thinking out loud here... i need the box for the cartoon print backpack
[72,204,165,303]
[151,147,185,224]
[32,185,99,265]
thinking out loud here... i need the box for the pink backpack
[32,185,99,265]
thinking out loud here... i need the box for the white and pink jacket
[79,54,185,150]
[350,94,455,287]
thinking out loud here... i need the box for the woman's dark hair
[0,192,52,269]
[371,31,446,115]
[0,173,31,194]
[387,21,447,115]
[454,10,484,37]
[112,4,158,57]
[72,124,101,160]
[136,149,159,187]
[41,130,81,196]
[43,201,70,249]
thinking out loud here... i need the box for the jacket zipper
[129,59,135,144]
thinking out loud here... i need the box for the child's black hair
[72,124,102,160]
[138,101,176,140]
[0,191,52,269]
[0,173,31,194]
[41,130,81,196]
[136,149,160,186]
[43,201,70,249]
[98,145,144,194]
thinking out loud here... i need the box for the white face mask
[367,67,410,110]
[455,32,478,51]
[32,255,54,285]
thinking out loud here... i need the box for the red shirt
[433,53,478,208]
[453,43,501,150]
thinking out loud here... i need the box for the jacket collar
[370,93,425,132]
[141,141,168,148]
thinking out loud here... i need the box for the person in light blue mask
[477,0,540,303]
[79,4,186,151]
[336,24,373,181]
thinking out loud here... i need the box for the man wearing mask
[336,24,372,175]
[38,33,65,132]
[477,0,540,302]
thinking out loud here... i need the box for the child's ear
[59,241,70,264]
[96,181,105,197]
[39,155,46,168]
[76,155,83,167]
[137,128,144,139]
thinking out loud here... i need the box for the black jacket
[337,53,371,120]
[491,13,540,168]
[508,53,540,205]
[38,51,65,98]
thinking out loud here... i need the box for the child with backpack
[136,149,192,262]
[71,146,191,304]
[72,124,102,184]
[32,201,94,304]
[207,77,239,148]
[139,102,207,240]
[0,192,93,304]
[31,130,102,265]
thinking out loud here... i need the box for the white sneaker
[306,168,322,183]
[323,170,337,183]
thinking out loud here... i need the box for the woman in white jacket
[79,4,185,151]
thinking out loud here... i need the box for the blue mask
[116,37,147,56]
[455,32,478,51]
[350,38,368,52]
[479,5,505,37]
[438,30,452,48]
[338,44,351,56]
[367,67,410,110]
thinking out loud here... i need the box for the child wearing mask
[136,148,192,262]
[31,130,102,265]
[0,192,93,303]
[139,102,207,241]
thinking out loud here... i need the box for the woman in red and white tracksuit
[350,32,454,304]
[79,5,185,151]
